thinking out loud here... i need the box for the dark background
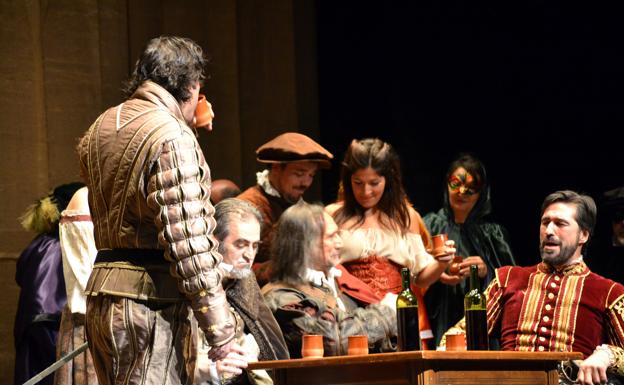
[316,2,623,266]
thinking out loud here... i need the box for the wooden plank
[249,350,582,370]
[250,351,581,385]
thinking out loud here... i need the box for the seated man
[442,190,624,385]
[261,201,397,358]
[196,198,289,385]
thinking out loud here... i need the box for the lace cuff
[606,344,624,377]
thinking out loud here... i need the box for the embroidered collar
[538,256,588,275]
[256,169,281,198]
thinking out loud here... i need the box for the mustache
[540,237,561,248]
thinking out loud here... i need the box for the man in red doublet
[445,191,624,385]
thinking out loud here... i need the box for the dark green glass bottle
[396,267,420,351]
[465,264,489,350]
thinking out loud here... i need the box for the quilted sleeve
[146,130,236,347]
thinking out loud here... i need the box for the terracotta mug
[448,255,463,275]
[301,335,324,358]
[194,94,214,129]
[431,233,449,257]
[446,332,467,351]
[347,335,368,356]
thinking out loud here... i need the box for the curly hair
[124,36,206,102]
[333,138,411,233]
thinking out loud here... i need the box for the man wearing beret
[238,132,333,281]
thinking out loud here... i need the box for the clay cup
[347,335,368,356]
[432,233,449,257]
[448,255,463,275]
[194,94,213,129]
[301,334,324,358]
[446,332,467,351]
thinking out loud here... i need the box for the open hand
[576,349,610,385]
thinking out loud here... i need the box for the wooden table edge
[248,350,583,370]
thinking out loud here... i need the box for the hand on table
[208,338,236,361]
[216,342,249,378]
[576,348,611,385]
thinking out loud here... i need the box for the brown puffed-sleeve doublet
[79,81,235,347]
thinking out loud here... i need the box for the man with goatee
[443,190,624,385]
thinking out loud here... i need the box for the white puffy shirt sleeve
[401,232,435,275]
[59,209,97,314]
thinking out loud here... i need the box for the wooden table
[248,350,582,385]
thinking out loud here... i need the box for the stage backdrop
[0,0,319,381]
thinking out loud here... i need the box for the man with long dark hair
[262,201,397,358]
[78,36,236,385]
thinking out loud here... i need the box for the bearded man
[237,132,333,269]
[443,190,624,385]
[194,198,288,385]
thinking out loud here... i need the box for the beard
[283,191,305,204]
[540,233,580,266]
[227,266,252,279]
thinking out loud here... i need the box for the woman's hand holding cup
[431,234,455,262]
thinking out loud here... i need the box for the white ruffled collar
[256,169,281,198]
[305,267,342,287]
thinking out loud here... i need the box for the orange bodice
[344,255,403,297]
[343,255,433,348]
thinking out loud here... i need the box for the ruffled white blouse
[339,227,434,275]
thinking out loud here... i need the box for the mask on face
[448,171,480,196]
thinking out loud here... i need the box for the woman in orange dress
[325,138,453,348]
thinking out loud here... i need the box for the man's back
[79,81,206,250]
[79,35,237,385]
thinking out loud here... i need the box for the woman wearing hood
[423,153,515,346]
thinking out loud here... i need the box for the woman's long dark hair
[333,138,411,233]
